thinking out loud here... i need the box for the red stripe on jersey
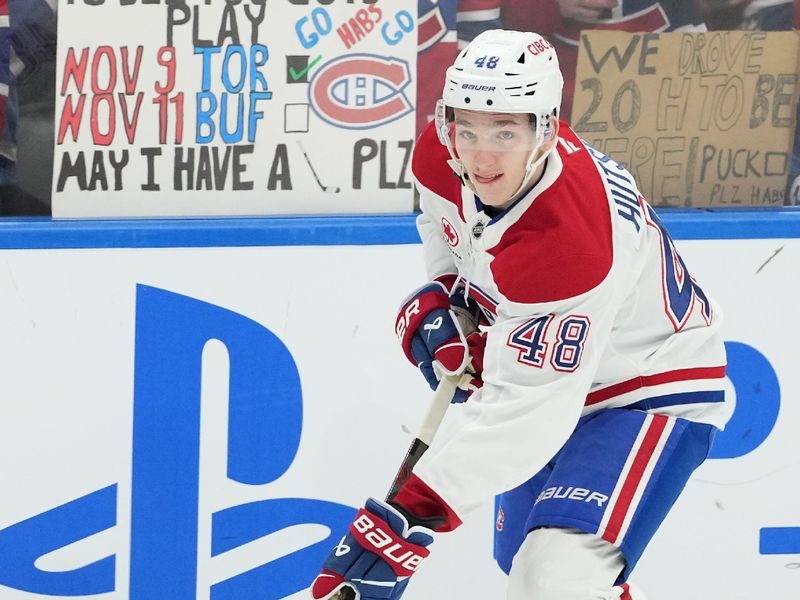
[458,0,501,10]
[468,284,498,315]
[619,582,633,600]
[418,8,447,51]
[602,415,668,545]
[488,122,613,304]
[0,0,7,16]
[413,121,465,220]
[585,366,727,406]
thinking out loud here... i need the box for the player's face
[452,109,538,209]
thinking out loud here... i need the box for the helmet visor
[435,101,540,156]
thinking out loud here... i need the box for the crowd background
[1,0,797,216]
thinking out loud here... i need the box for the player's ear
[539,115,559,154]
[544,114,559,141]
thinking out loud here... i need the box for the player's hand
[310,498,434,600]
[452,331,486,403]
[395,277,472,385]
[557,0,618,20]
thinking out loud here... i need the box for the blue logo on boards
[0,285,355,598]
[713,341,800,556]
[0,287,795,598]
[709,341,780,459]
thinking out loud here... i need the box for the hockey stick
[297,140,341,193]
[331,373,462,600]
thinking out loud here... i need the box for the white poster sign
[52,0,417,217]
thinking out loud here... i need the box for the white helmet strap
[509,135,554,203]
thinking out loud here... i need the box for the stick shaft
[385,374,457,500]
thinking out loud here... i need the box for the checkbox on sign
[287,55,318,84]
[285,104,310,133]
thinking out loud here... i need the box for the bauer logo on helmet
[462,84,497,92]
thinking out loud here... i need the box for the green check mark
[289,55,322,81]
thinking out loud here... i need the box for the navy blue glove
[310,498,434,600]
[395,275,487,390]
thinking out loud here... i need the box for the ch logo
[309,54,413,129]
[0,285,357,598]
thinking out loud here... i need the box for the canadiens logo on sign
[442,217,459,247]
[309,54,414,129]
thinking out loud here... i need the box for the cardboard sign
[572,31,800,207]
[52,0,418,218]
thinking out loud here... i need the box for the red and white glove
[395,275,487,400]
[310,498,434,600]
[452,330,486,403]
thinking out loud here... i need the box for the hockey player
[311,29,731,600]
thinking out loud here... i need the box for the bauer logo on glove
[310,498,434,600]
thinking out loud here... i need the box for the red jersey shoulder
[489,123,614,304]
[413,120,464,213]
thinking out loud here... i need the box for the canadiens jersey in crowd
[399,120,731,528]
[0,0,56,184]
[0,0,12,176]
[417,0,502,133]
[501,0,706,120]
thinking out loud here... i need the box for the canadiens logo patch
[441,217,459,247]
[309,54,413,129]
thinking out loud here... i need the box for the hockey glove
[395,276,477,390]
[311,498,434,600]
[452,330,486,404]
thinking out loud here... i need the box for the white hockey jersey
[398,120,732,530]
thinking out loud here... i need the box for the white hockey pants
[506,527,641,600]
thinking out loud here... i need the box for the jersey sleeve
[412,122,463,281]
[401,273,619,528]
[416,197,458,281]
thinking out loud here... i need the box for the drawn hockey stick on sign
[332,373,463,600]
[297,140,341,193]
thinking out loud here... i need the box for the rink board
[0,211,798,600]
